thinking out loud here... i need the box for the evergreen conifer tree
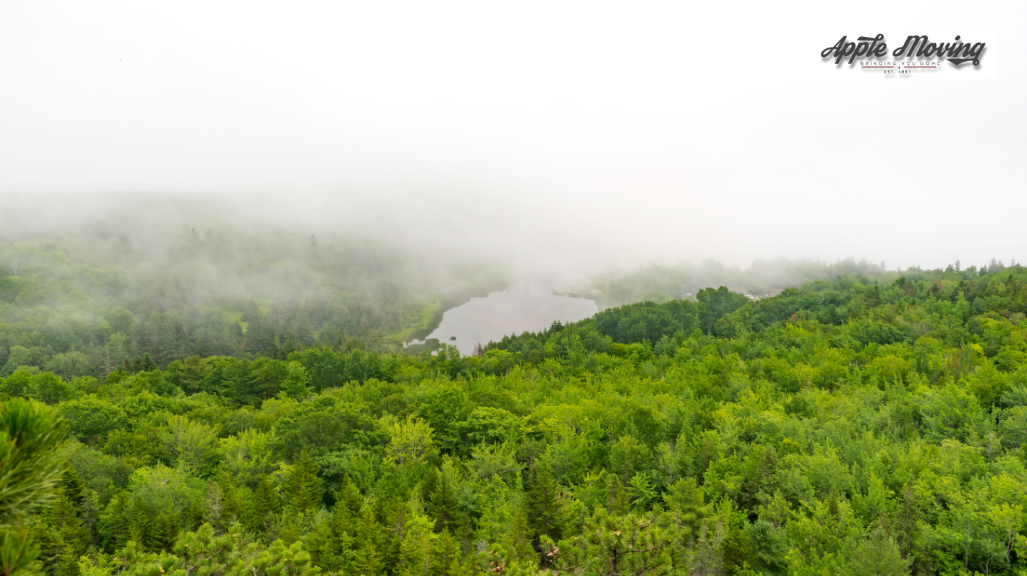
[287,449,323,513]
[337,475,363,518]
[351,506,387,576]
[36,469,91,572]
[606,474,629,515]
[0,399,69,574]
[663,477,709,541]
[313,499,356,572]
[128,496,153,547]
[250,476,281,534]
[53,469,90,551]
[510,508,536,564]
[432,529,460,576]
[101,492,129,551]
[525,461,564,558]
[428,472,460,534]
[149,506,179,551]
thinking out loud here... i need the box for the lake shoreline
[423,282,598,356]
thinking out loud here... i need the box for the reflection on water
[427,283,598,355]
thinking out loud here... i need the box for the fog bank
[2,1,1026,273]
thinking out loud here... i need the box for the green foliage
[286,450,323,513]
[0,228,509,383]
[0,400,67,523]
[15,263,1027,575]
[526,461,565,554]
[385,416,438,467]
[0,399,67,575]
[81,522,322,576]
[547,509,677,576]
[160,415,220,475]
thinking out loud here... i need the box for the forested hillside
[562,259,892,309]
[5,262,1027,574]
[0,225,507,381]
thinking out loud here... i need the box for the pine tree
[312,499,357,572]
[213,471,244,528]
[220,360,260,406]
[397,514,436,576]
[432,529,460,576]
[59,468,87,509]
[250,476,281,534]
[128,496,153,549]
[149,506,179,551]
[883,482,923,562]
[243,303,271,355]
[329,497,354,535]
[370,480,405,570]
[153,314,181,368]
[101,493,130,550]
[278,509,305,546]
[525,461,564,559]
[0,398,72,570]
[196,328,216,359]
[304,515,338,571]
[428,472,460,534]
[510,508,536,564]
[287,449,323,513]
[420,466,439,504]
[203,481,228,532]
[606,474,629,515]
[554,510,674,576]
[663,477,709,542]
[337,475,363,518]
[53,541,81,576]
[53,469,90,552]
[38,469,91,572]
[352,506,387,576]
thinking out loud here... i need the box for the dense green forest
[0,225,507,380]
[5,256,1027,574]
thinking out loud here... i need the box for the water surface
[427,283,598,355]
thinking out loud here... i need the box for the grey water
[427,283,598,355]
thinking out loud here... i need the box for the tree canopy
[4,259,1027,574]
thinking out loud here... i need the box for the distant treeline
[564,258,904,308]
[0,224,508,381]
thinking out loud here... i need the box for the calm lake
[426,283,598,355]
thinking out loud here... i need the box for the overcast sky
[1,1,1024,274]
